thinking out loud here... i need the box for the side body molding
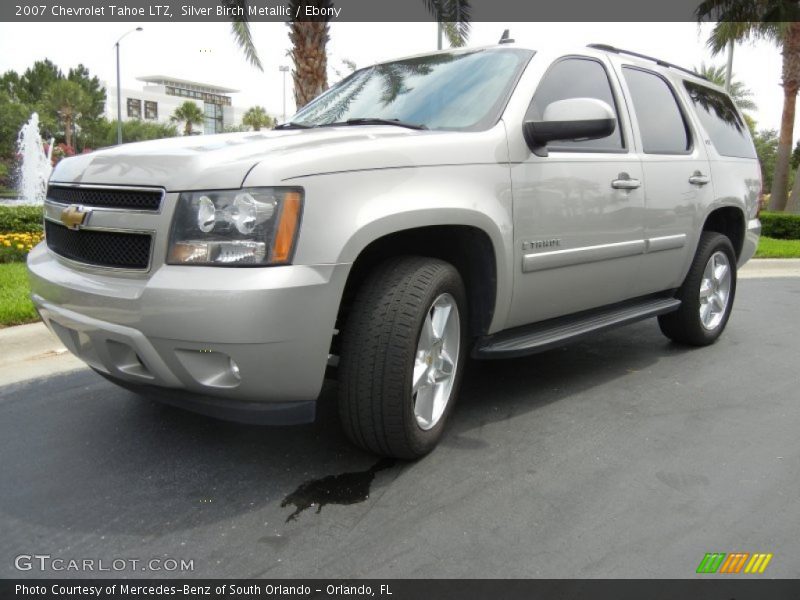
[523,234,687,273]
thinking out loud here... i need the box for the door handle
[611,173,641,190]
[688,171,710,186]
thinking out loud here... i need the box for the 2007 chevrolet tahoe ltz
[28,43,761,458]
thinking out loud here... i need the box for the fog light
[229,357,241,380]
[174,349,242,389]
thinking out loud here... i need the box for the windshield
[290,48,533,131]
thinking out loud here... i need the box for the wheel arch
[335,222,503,344]
[701,204,746,260]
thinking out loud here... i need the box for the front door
[508,56,645,329]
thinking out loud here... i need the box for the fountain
[5,113,53,205]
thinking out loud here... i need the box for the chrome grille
[45,221,152,270]
[47,185,163,211]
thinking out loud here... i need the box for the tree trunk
[769,22,800,212]
[288,2,331,110]
[64,113,73,148]
[786,165,800,213]
[185,122,192,136]
[769,86,797,211]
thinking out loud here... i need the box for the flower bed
[0,231,44,263]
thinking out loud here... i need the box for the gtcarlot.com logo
[696,552,773,574]
[14,554,194,572]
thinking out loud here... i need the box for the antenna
[499,29,514,44]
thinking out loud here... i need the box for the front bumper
[27,244,348,423]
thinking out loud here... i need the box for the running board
[473,296,681,359]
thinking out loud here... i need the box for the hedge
[0,205,43,233]
[760,212,800,240]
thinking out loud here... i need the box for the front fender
[289,165,515,333]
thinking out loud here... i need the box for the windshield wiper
[339,118,428,130]
[277,118,428,131]
[274,122,315,130]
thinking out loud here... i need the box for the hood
[50,125,508,191]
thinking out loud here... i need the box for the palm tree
[694,62,757,112]
[696,3,800,211]
[230,0,471,110]
[242,105,275,131]
[288,2,333,108]
[170,101,205,136]
[44,79,88,148]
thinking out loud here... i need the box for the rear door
[615,65,714,295]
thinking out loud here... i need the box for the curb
[739,258,800,279]
[0,322,85,387]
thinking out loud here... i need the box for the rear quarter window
[683,80,757,159]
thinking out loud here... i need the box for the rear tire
[658,231,737,346]
[338,256,467,459]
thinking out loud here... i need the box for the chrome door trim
[522,234,687,273]
[646,234,687,253]
[523,239,646,273]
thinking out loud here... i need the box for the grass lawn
[755,237,800,259]
[0,262,38,327]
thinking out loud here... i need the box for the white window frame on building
[144,100,158,120]
[127,98,142,119]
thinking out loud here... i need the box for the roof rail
[587,43,708,81]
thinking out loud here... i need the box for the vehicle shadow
[444,319,688,447]
[0,319,690,538]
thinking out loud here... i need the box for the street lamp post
[115,27,143,145]
[279,65,290,123]
[724,39,734,93]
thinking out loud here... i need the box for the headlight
[167,187,303,266]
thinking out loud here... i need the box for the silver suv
[28,43,761,458]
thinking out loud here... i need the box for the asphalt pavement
[1,276,799,578]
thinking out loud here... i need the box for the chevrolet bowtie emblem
[60,205,91,230]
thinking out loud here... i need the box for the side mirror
[523,98,617,157]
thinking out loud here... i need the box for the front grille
[47,186,163,211]
[45,221,152,270]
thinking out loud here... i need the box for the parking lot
[1,277,798,578]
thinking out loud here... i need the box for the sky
[0,21,789,136]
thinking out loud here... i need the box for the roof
[137,75,239,94]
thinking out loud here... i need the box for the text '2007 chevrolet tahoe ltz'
[28,42,761,459]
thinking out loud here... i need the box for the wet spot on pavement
[281,458,396,522]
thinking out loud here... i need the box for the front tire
[658,231,737,346]
[338,256,467,459]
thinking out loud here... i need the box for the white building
[105,76,242,134]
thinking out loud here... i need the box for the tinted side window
[622,67,690,154]
[684,81,757,159]
[528,58,624,151]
